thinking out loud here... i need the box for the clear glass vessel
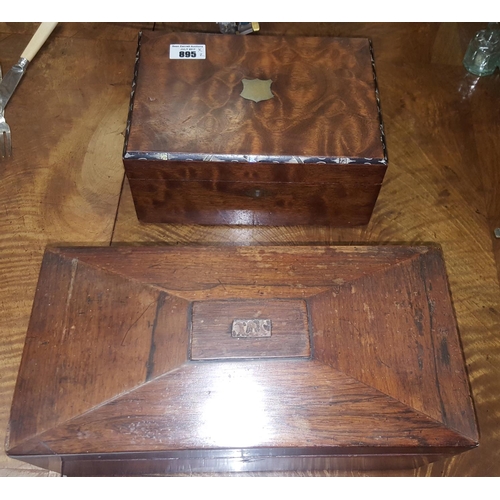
[463,23,500,76]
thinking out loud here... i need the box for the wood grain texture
[8,251,189,450]
[52,245,422,287]
[126,32,384,159]
[191,299,310,360]
[310,250,477,441]
[124,31,386,226]
[58,455,435,476]
[111,23,500,477]
[13,355,475,455]
[1,22,500,477]
[125,161,385,225]
[0,22,152,40]
[0,22,138,476]
[7,246,477,475]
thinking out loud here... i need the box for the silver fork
[0,112,11,159]
[0,65,11,159]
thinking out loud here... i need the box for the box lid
[124,32,387,165]
[8,246,477,459]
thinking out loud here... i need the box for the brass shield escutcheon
[240,79,274,103]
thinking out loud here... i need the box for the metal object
[217,22,259,35]
[218,22,237,34]
[240,78,274,103]
[0,58,28,158]
[494,228,500,239]
[231,319,272,338]
[237,22,259,35]
[0,63,10,159]
[0,109,11,159]
[0,58,29,111]
[0,22,57,159]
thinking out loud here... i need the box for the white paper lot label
[169,44,206,59]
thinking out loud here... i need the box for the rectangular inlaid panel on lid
[8,246,477,475]
[123,31,388,226]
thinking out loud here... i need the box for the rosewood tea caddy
[123,31,388,225]
[7,245,478,475]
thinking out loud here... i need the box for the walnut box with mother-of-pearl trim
[122,31,388,226]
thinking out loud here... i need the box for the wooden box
[123,31,388,226]
[7,246,478,476]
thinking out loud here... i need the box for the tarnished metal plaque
[240,78,274,103]
[231,319,272,338]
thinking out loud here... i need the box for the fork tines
[0,105,12,158]
[0,123,12,158]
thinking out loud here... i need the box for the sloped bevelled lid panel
[8,246,478,457]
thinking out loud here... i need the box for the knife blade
[0,22,57,113]
[0,58,29,111]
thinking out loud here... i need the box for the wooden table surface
[0,22,499,477]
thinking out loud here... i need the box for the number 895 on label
[170,44,206,60]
